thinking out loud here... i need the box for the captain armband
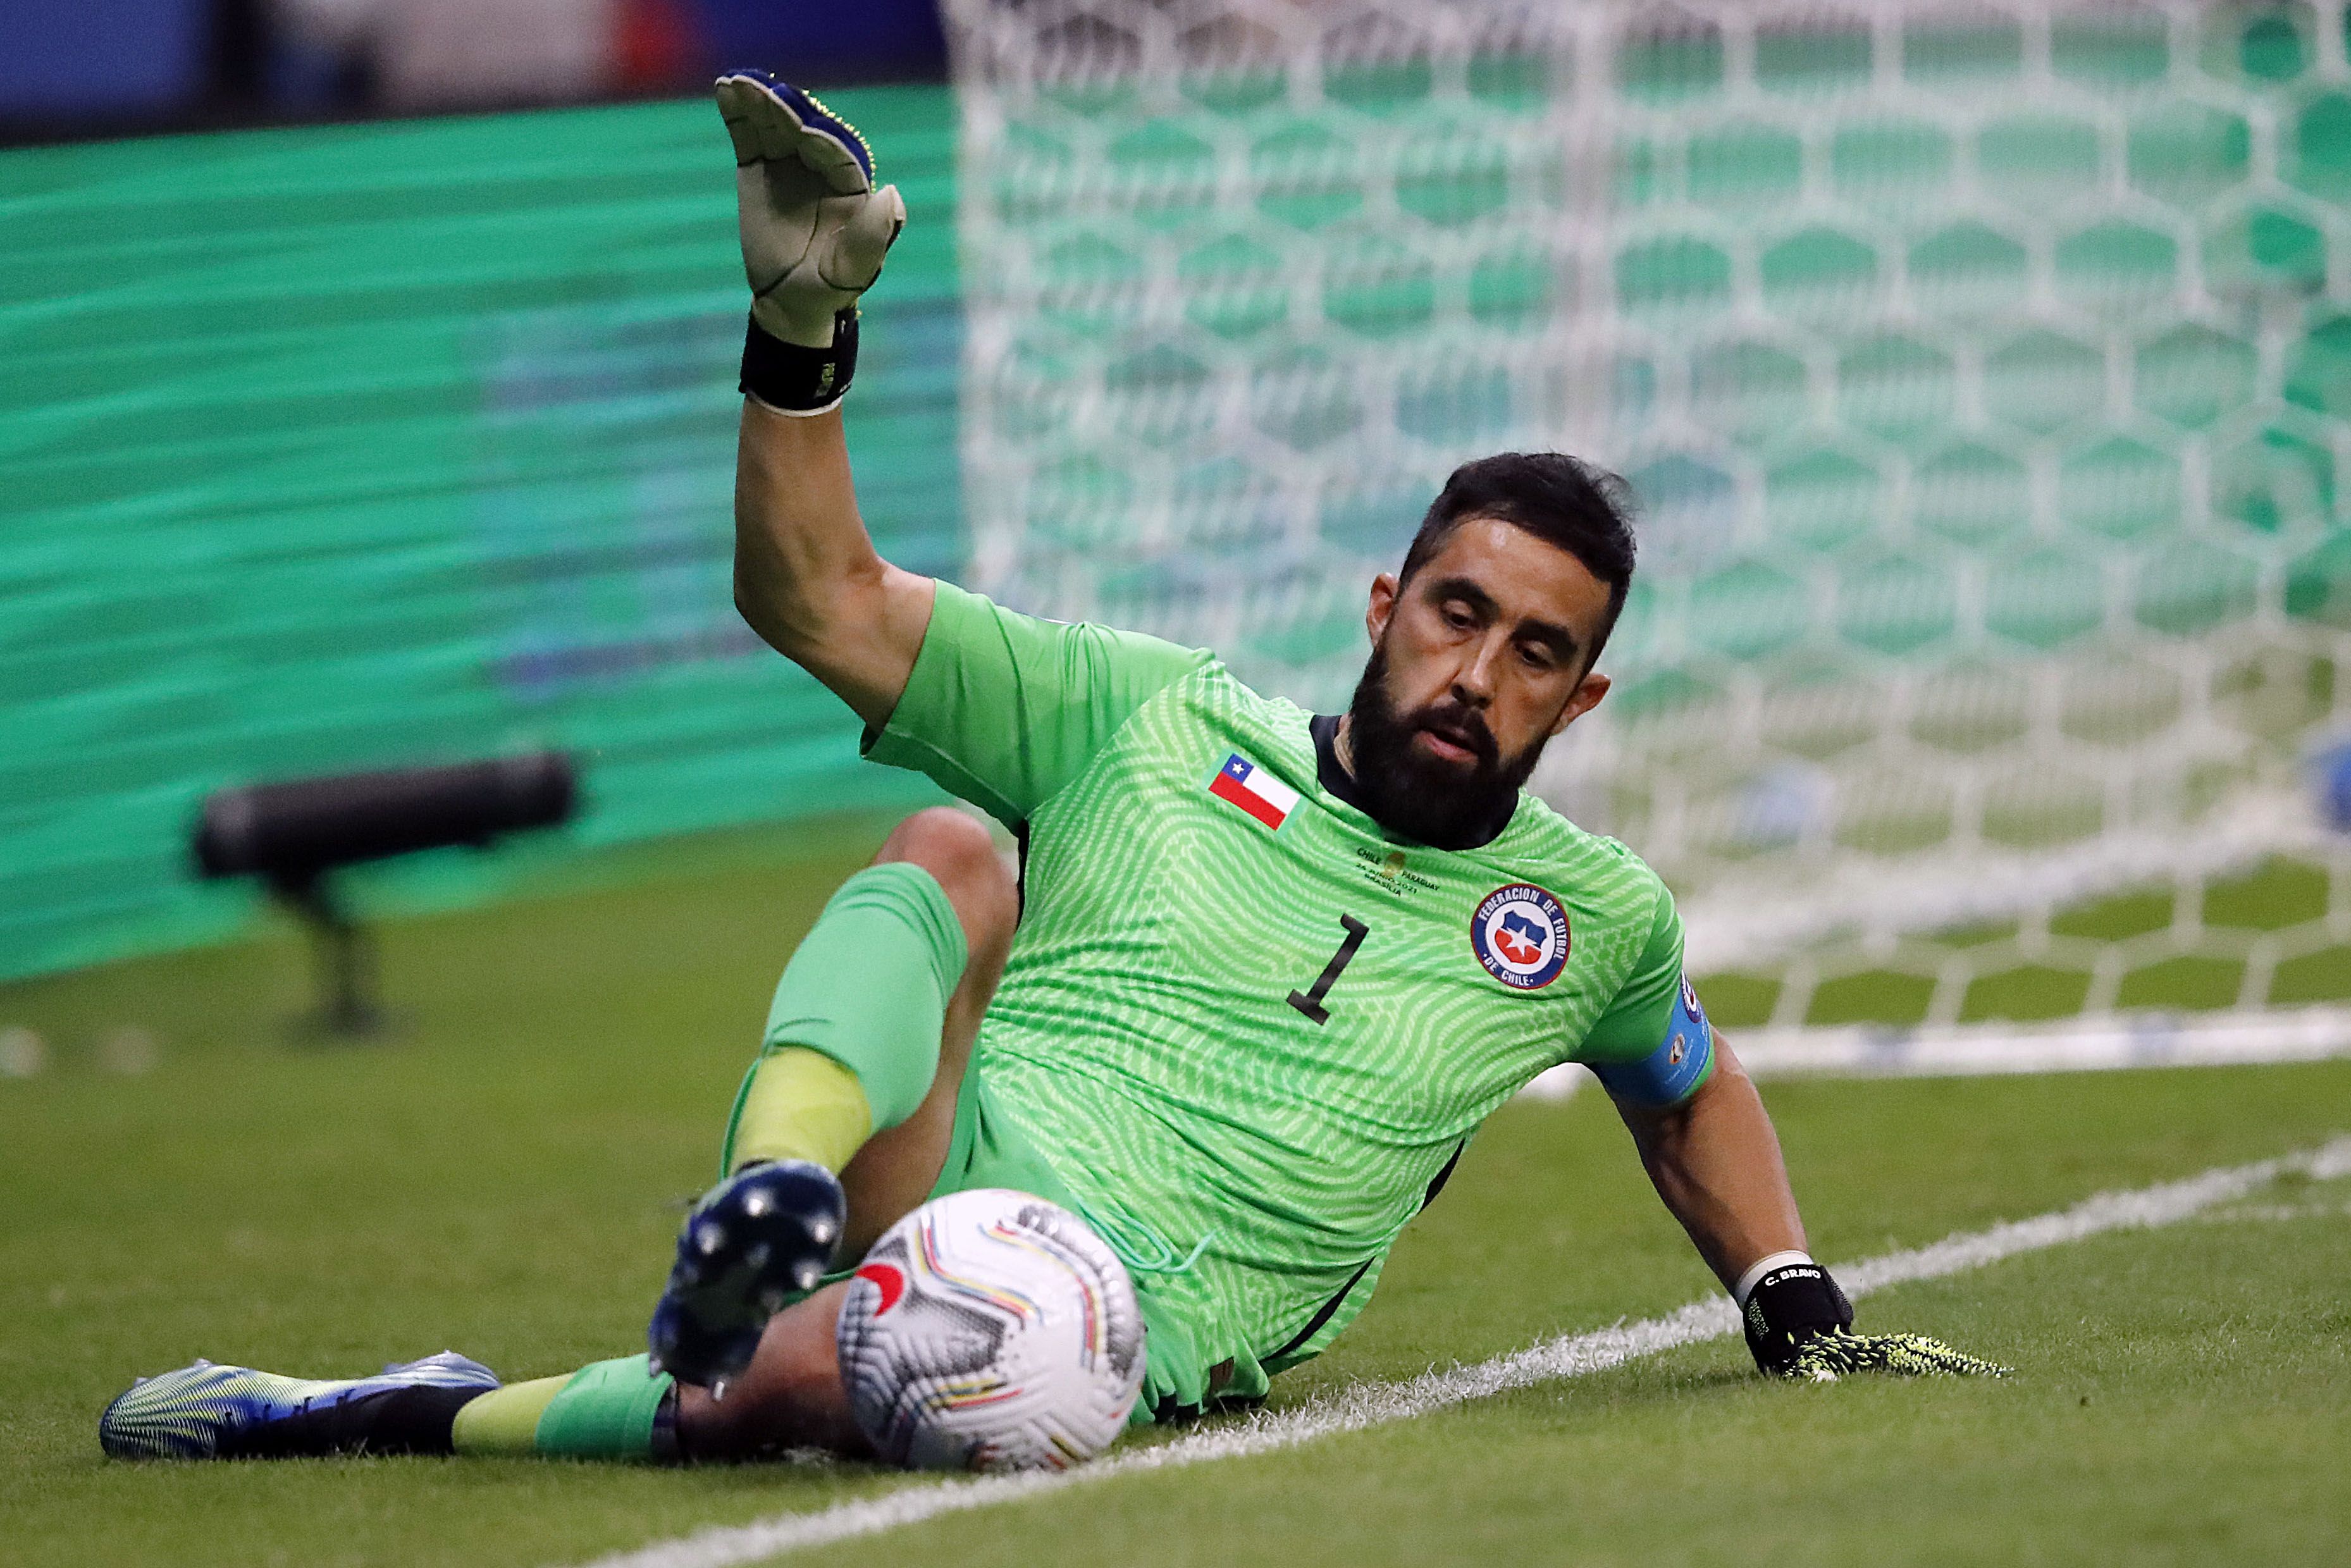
[1588,973,1715,1109]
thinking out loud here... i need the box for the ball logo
[855,1261,906,1315]
[1471,883,1571,990]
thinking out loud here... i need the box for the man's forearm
[1619,1039,1806,1292]
[734,404,879,651]
[1619,1041,2009,1380]
[714,69,930,727]
[732,402,932,728]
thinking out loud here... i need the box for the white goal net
[944,0,2351,1047]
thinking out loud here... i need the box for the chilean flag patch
[1209,753,1300,830]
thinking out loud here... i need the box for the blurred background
[2,1,964,989]
[0,1,946,142]
[5,0,2351,1068]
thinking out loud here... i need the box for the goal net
[942,0,2351,1047]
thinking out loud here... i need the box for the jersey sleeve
[861,580,1213,827]
[1572,883,1716,1108]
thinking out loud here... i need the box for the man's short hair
[1397,452,1639,666]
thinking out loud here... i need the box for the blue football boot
[648,1159,846,1389]
[99,1350,498,1460]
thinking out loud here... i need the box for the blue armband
[1589,974,1715,1108]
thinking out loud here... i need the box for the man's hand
[1744,1258,2008,1380]
[1783,1330,2010,1381]
[716,71,906,411]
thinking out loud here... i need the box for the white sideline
[553,1135,2351,1568]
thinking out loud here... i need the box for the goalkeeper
[101,73,2000,1466]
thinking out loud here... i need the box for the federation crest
[1669,973,1710,1066]
[1470,883,1572,990]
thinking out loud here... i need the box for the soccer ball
[835,1187,1146,1471]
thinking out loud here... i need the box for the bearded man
[102,73,1997,1467]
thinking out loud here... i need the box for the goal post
[943,0,2351,1049]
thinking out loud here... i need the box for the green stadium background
[8,33,2351,1001]
[1,89,959,981]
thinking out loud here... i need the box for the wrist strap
[741,309,858,416]
[1734,1250,1816,1308]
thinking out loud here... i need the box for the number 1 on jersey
[1288,914,1369,1025]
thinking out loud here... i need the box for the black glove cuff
[740,309,859,414]
[1743,1260,1854,1375]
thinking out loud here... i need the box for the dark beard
[1342,640,1547,849]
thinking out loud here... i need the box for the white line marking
[1729,1006,2351,1081]
[559,1136,2351,1568]
[1510,1010,2351,1106]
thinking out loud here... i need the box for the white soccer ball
[835,1187,1146,1471]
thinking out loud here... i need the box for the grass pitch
[2,826,2347,1567]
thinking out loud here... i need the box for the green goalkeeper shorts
[801,1061,1213,1427]
[918,1063,1210,1428]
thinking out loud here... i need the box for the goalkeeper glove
[1741,1256,2008,1380]
[714,70,907,414]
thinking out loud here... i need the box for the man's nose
[1453,635,1505,705]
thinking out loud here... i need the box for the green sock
[452,1355,674,1460]
[726,1047,872,1174]
[719,861,968,1174]
[448,1375,567,1455]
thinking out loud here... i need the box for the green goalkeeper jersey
[866,583,1698,1414]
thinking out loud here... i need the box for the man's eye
[1519,644,1555,669]
[1441,605,1474,629]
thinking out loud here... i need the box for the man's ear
[1550,670,1610,738]
[1366,572,1399,645]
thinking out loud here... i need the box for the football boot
[99,1350,498,1459]
[648,1158,846,1390]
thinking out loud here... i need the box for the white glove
[715,71,906,351]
